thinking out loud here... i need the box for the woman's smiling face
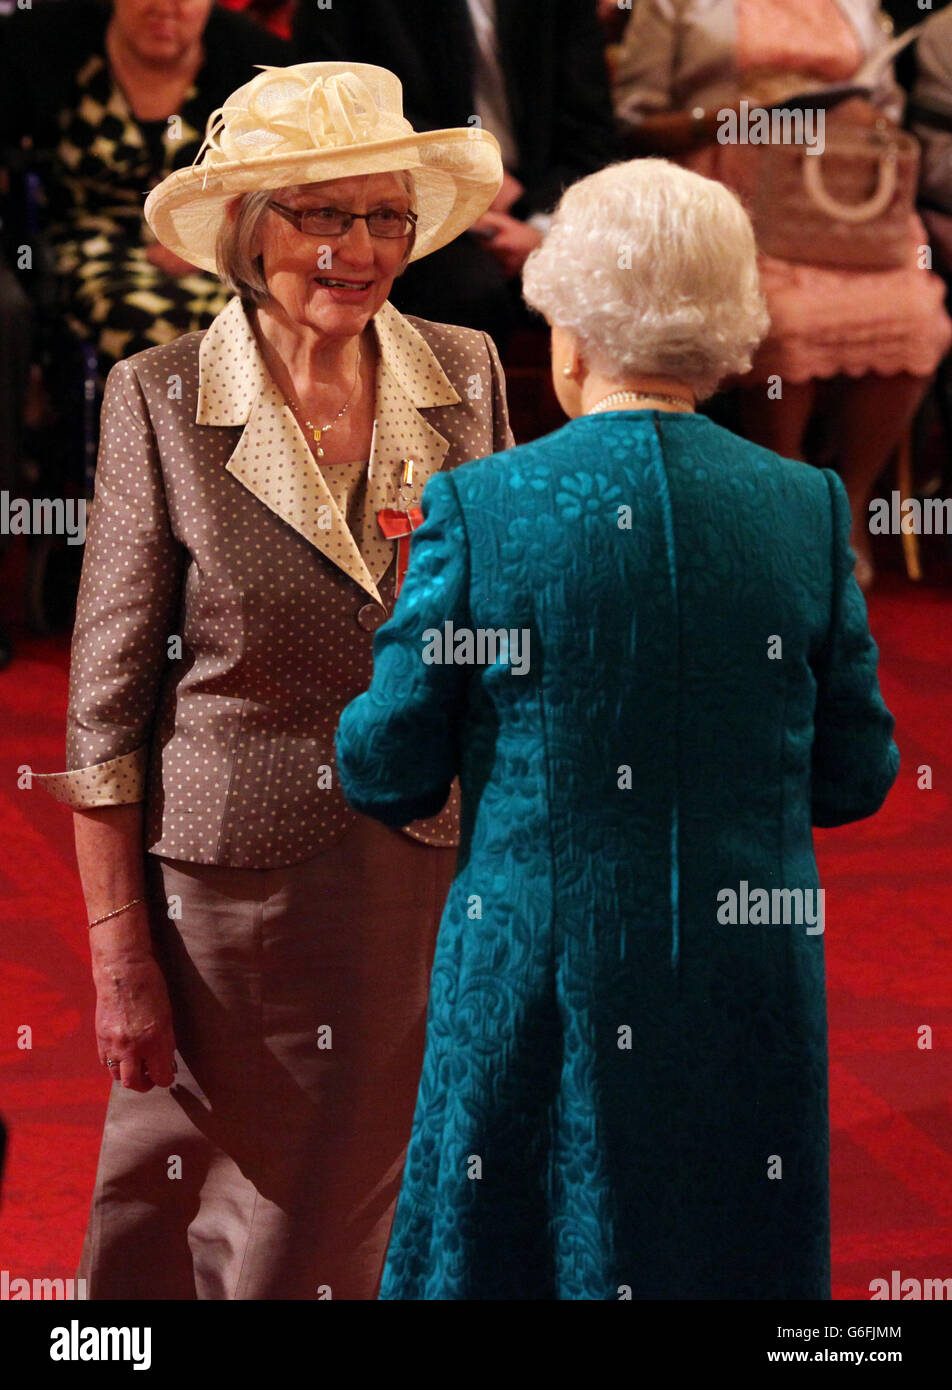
[256,173,414,339]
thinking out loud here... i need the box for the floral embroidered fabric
[336,411,899,1299]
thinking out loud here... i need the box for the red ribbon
[377,506,424,599]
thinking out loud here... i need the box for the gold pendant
[312,427,323,444]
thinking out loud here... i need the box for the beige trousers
[77,817,456,1299]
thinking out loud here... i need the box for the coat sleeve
[911,11,952,215]
[810,469,900,827]
[335,469,472,827]
[483,329,515,453]
[33,359,185,808]
[612,0,680,127]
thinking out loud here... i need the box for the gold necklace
[587,389,694,416]
[287,342,363,456]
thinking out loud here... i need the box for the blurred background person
[911,5,952,236]
[910,2,952,498]
[294,0,620,349]
[612,0,952,589]
[336,158,899,1300]
[0,0,289,662]
[0,0,291,377]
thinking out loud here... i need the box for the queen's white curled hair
[522,159,770,400]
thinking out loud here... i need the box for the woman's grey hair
[521,158,770,400]
[216,171,417,307]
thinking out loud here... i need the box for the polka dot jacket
[35,295,514,867]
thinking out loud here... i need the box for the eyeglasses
[268,202,418,239]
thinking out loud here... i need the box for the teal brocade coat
[335,411,899,1300]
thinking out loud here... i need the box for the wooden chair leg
[896,428,922,582]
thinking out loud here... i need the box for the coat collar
[196,295,460,604]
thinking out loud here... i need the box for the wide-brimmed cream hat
[144,62,503,274]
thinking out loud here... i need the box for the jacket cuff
[33,747,148,808]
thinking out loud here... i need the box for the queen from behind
[336,158,899,1300]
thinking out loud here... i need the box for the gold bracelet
[88,896,146,929]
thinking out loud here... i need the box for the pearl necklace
[587,389,694,416]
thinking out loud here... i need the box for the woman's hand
[828,96,884,129]
[93,947,177,1092]
[621,109,725,157]
[469,212,543,277]
[144,242,199,277]
[489,171,525,215]
[74,806,177,1092]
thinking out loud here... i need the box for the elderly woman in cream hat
[336,159,898,1299]
[35,62,511,1300]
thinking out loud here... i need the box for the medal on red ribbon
[377,505,424,599]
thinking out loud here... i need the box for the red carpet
[1,564,950,1299]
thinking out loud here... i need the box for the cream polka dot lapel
[357,298,460,587]
[196,296,460,604]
